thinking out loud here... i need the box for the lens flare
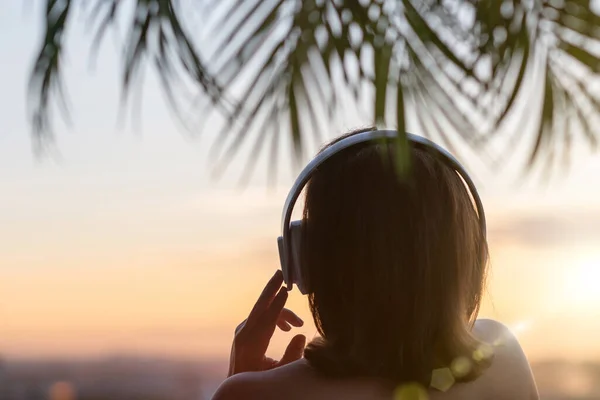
[450,356,472,378]
[430,367,455,392]
[394,382,429,400]
[511,320,532,336]
[473,343,494,362]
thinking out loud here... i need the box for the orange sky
[1,181,600,362]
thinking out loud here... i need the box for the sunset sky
[1,1,600,365]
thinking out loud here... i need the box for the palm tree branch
[28,0,72,145]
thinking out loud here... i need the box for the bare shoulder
[211,372,258,400]
[212,323,540,400]
[473,319,539,399]
[473,318,514,342]
[211,361,313,400]
[212,371,278,400]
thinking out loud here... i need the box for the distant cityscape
[0,356,226,400]
[0,356,599,399]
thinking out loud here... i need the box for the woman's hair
[302,128,490,386]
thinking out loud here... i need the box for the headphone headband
[278,130,486,291]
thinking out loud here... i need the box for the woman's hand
[228,270,306,377]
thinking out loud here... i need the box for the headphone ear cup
[277,236,291,287]
[289,221,308,294]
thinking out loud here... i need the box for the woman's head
[302,128,490,385]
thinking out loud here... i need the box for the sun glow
[563,258,600,312]
[510,320,533,336]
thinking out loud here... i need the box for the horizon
[2,0,600,375]
[2,355,600,399]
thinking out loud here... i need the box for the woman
[213,129,539,399]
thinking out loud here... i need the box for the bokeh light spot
[394,382,429,400]
[450,356,472,378]
[430,367,455,392]
[48,381,76,400]
[473,343,494,362]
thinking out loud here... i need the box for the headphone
[277,130,486,294]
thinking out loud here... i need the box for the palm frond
[518,0,600,170]
[28,0,72,150]
[208,0,344,179]
[209,0,499,179]
[27,0,600,181]
[30,0,226,141]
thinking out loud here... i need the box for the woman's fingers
[277,309,303,331]
[276,334,307,367]
[277,319,292,332]
[260,287,288,330]
[234,319,247,335]
[247,270,284,324]
[229,271,307,376]
[280,308,304,327]
[263,357,278,369]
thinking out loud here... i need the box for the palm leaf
[30,0,225,140]
[28,0,72,150]
[28,0,600,181]
[208,0,498,178]
[517,0,600,170]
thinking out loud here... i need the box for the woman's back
[214,319,538,400]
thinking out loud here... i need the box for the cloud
[489,211,600,247]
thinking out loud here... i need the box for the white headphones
[277,130,486,294]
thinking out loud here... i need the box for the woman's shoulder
[211,371,269,400]
[213,320,539,400]
[473,318,513,341]
[211,360,315,400]
[470,318,539,399]
[211,359,394,400]
[473,318,531,363]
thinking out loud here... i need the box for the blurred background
[2,0,600,399]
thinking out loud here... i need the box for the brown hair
[302,128,490,386]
